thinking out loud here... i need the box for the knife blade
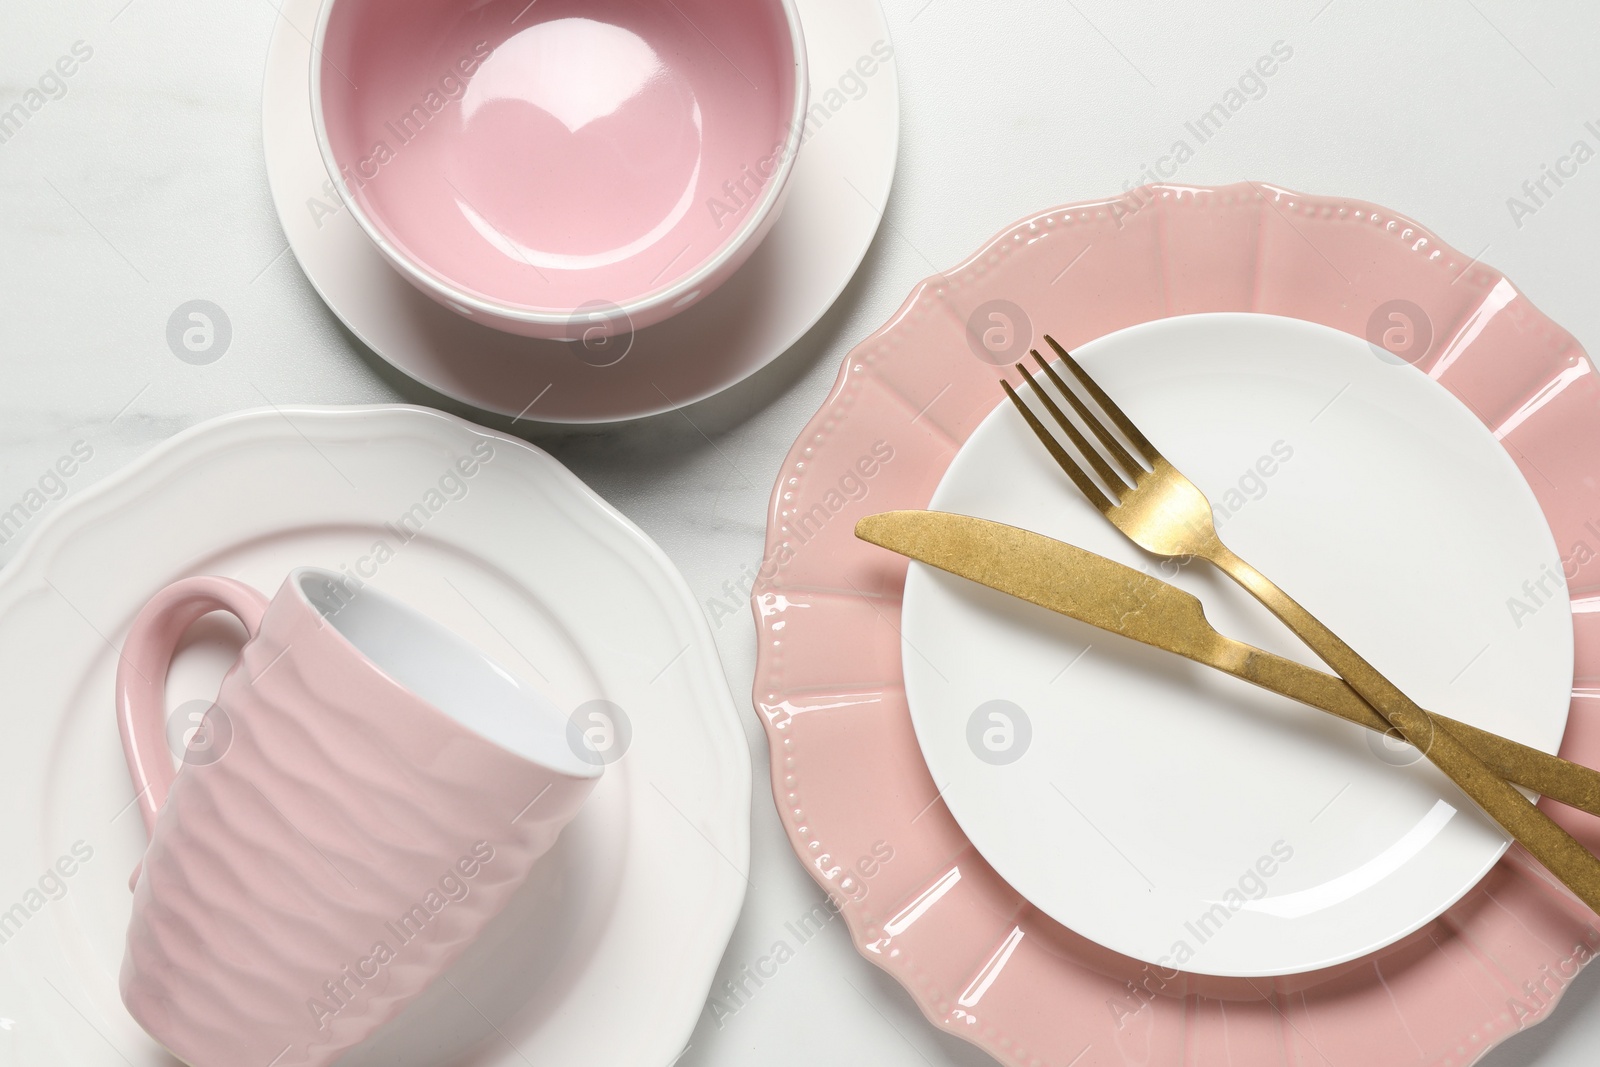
[856,509,1600,817]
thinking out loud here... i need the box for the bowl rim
[308,0,809,330]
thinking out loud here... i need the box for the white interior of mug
[295,568,601,779]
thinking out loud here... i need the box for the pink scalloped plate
[751,182,1600,1067]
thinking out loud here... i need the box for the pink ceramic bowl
[311,0,807,339]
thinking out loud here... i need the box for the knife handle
[1210,543,1600,915]
[1235,648,1600,818]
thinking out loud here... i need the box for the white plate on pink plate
[902,312,1574,978]
[261,0,898,423]
[0,406,748,1066]
[752,183,1600,1067]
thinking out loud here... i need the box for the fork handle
[1231,647,1600,817]
[1207,541,1600,915]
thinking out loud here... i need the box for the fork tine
[1014,361,1129,495]
[1001,380,1113,512]
[1028,349,1143,482]
[1044,336,1160,466]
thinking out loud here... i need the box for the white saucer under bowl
[261,0,899,423]
[0,406,749,1065]
[901,312,1574,978]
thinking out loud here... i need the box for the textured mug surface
[115,568,600,1067]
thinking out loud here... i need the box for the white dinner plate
[260,0,899,423]
[901,313,1574,977]
[0,406,749,1064]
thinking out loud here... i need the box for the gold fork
[1004,335,1600,914]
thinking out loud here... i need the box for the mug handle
[116,576,269,845]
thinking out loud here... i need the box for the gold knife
[856,509,1600,818]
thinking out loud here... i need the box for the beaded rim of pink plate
[752,182,1600,1067]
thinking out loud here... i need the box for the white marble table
[2,0,1599,1064]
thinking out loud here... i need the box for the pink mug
[115,568,601,1067]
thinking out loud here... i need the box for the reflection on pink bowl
[312,0,806,338]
